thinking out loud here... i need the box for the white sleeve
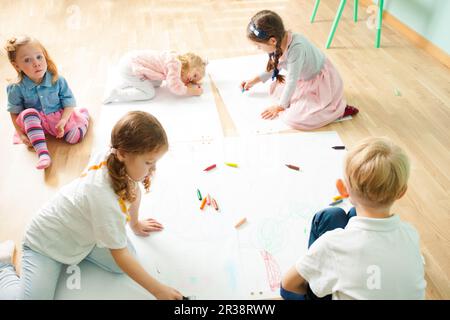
[295,233,338,298]
[86,185,128,249]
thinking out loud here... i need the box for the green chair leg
[310,0,321,23]
[326,0,347,48]
[354,0,358,22]
[375,0,384,48]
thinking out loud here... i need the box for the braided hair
[247,10,286,83]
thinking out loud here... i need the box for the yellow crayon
[225,162,238,168]
[333,195,343,201]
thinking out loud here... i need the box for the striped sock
[63,126,87,144]
[78,108,90,122]
[22,110,51,170]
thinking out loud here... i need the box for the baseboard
[359,0,450,69]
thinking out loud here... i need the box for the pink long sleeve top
[123,50,188,95]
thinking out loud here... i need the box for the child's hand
[261,105,284,120]
[187,83,203,96]
[153,284,183,300]
[19,133,32,147]
[55,119,68,138]
[131,218,164,237]
[240,80,254,91]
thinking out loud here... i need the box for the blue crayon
[329,199,343,206]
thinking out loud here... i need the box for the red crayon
[212,198,219,211]
[203,164,217,172]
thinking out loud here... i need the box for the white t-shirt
[296,215,426,300]
[24,150,130,265]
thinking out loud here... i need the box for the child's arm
[110,247,183,299]
[281,266,309,295]
[55,106,74,138]
[129,185,163,236]
[9,113,31,147]
[186,83,203,96]
[241,76,262,91]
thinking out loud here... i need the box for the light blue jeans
[0,241,136,300]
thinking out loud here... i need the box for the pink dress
[261,32,346,130]
[120,50,188,96]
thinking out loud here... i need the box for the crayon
[241,87,245,93]
[225,162,238,168]
[332,146,346,150]
[333,195,343,201]
[336,179,349,198]
[212,198,219,211]
[329,199,343,206]
[206,194,211,206]
[203,164,216,172]
[197,189,202,201]
[200,197,207,210]
[235,217,247,228]
[285,164,300,171]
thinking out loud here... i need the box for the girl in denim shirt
[5,36,90,169]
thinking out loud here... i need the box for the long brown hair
[4,36,59,84]
[107,111,168,203]
[247,10,286,83]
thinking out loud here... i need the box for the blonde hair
[344,137,410,207]
[4,36,59,84]
[177,52,206,82]
[107,111,168,203]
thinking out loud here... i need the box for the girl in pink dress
[241,10,358,130]
[104,51,207,103]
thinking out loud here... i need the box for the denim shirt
[6,72,76,115]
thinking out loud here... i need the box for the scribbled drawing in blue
[224,261,238,292]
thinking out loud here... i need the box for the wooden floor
[0,0,449,299]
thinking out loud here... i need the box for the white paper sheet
[93,74,223,149]
[208,55,352,135]
[208,54,291,135]
[55,132,351,300]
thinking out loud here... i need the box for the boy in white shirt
[281,137,426,300]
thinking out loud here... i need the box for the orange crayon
[336,179,349,198]
[200,197,207,210]
[234,217,247,228]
